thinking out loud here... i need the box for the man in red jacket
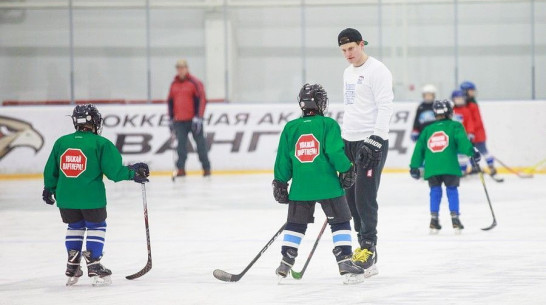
[168,59,211,177]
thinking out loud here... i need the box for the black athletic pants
[173,121,211,170]
[344,139,389,247]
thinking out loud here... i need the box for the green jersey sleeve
[274,127,293,183]
[454,123,475,157]
[100,139,134,182]
[324,119,351,173]
[410,130,426,168]
[43,139,60,193]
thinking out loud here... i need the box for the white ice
[1,173,545,305]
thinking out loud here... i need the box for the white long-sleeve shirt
[342,56,394,141]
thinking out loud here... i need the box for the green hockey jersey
[274,115,352,201]
[410,119,474,179]
[43,131,134,209]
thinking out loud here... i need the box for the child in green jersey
[272,83,364,284]
[409,100,480,234]
[42,104,149,286]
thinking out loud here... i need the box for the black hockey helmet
[432,99,453,119]
[298,83,328,116]
[71,104,103,134]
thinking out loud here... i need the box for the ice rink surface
[1,173,545,305]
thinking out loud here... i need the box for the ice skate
[451,212,464,235]
[352,242,378,278]
[430,213,442,235]
[83,251,112,287]
[334,247,364,284]
[275,248,296,282]
[65,250,83,286]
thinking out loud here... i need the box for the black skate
[83,251,112,286]
[430,213,442,235]
[275,248,296,281]
[334,247,364,284]
[451,212,464,234]
[352,241,378,279]
[65,250,83,286]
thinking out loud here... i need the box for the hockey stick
[474,160,497,231]
[494,158,533,178]
[291,219,328,280]
[126,183,152,279]
[213,223,286,282]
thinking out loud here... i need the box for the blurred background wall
[1,0,545,104]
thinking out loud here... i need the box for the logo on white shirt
[357,75,365,84]
[344,83,356,105]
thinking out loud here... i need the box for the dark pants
[173,121,211,170]
[344,139,389,247]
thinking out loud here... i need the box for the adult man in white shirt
[338,28,394,278]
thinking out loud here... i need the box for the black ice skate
[451,212,464,234]
[275,248,297,280]
[430,213,442,235]
[352,241,378,279]
[83,251,112,287]
[65,250,83,286]
[334,247,365,284]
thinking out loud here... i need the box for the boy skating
[409,100,480,234]
[272,83,364,284]
[42,104,150,286]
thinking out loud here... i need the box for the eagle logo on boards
[295,134,320,163]
[60,148,87,178]
[0,116,44,160]
[427,131,449,153]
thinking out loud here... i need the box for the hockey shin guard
[330,222,352,256]
[446,186,460,215]
[281,222,307,256]
[66,220,85,252]
[85,221,107,259]
[430,186,442,213]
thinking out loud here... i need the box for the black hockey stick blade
[291,219,328,280]
[126,183,153,280]
[213,269,239,282]
[126,259,152,279]
[481,220,497,231]
[213,223,286,282]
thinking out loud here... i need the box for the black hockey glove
[339,164,356,189]
[42,188,55,205]
[129,162,150,183]
[470,147,481,168]
[410,168,421,180]
[272,180,289,204]
[357,135,384,170]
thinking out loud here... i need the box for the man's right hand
[357,135,384,169]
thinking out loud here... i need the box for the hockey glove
[191,117,203,134]
[168,119,174,133]
[42,188,55,205]
[357,135,384,170]
[410,130,420,142]
[339,164,356,189]
[470,147,481,168]
[272,179,289,204]
[410,168,421,180]
[468,133,475,142]
[129,162,150,183]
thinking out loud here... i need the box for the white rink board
[0,101,545,173]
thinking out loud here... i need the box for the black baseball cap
[338,28,368,46]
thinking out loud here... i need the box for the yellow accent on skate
[352,247,373,263]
